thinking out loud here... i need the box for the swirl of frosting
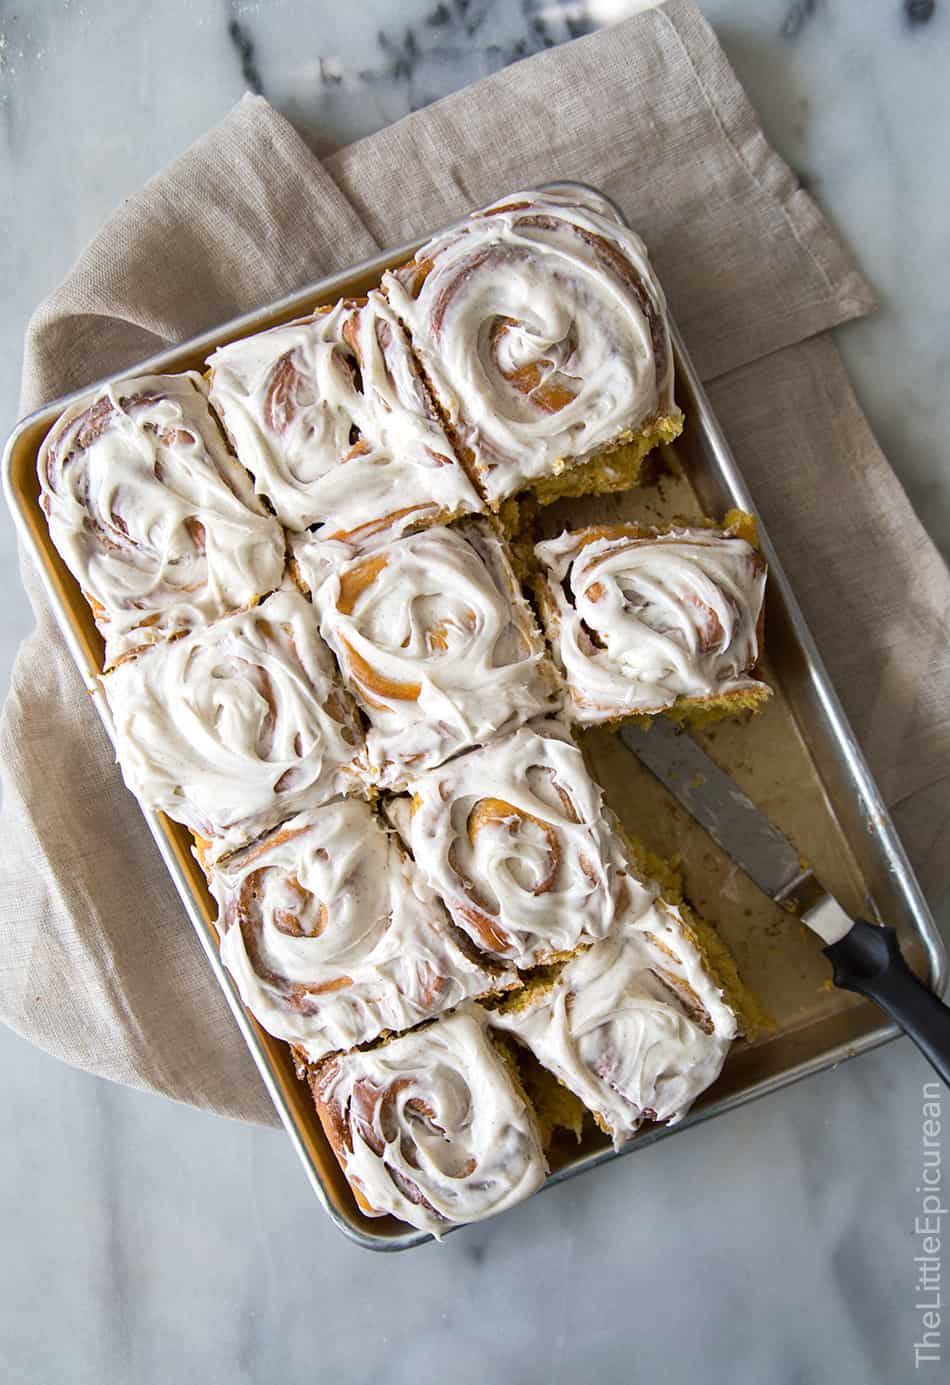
[210,800,512,1062]
[534,523,769,720]
[383,187,677,506]
[38,371,285,668]
[491,899,738,1147]
[207,292,483,543]
[312,1005,547,1234]
[390,719,655,967]
[309,519,559,789]
[105,590,364,863]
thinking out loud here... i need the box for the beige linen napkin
[3,0,948,1124]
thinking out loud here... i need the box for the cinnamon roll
[104,590,364,864]
[534,518,770,724]
[311,1005,547,1234]
[490,898,739,1148]
[389,719,655,968]
[307,519,559,790]
[207,292,483,544]
[209,800,514,1062]
[383,187,682,509]
[38,372,285,669]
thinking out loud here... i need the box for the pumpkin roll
[489,896,739,1149]
[208,799,515,1063]
[207,292,483,545]
[311,1005,547,1235]
[383,187,682,510]
[388,719,656,969]
[104,590,365,865]
[306,518,560,790]
[534,516,771,727]
[37,371,285,669]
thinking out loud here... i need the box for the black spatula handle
[825,921,950,1087]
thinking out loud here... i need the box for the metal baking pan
[4,182,945,1251]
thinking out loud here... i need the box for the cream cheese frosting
[104,589,364,862]
[383,187,677,505]
[207,292,483,542]
[491,899,738,1147]
[391,719,655,968]
[534,524,769,720]
[211,800,513,1062]
[313,1004,547,1235]
[37,371,285,668]
[310,519,559,789]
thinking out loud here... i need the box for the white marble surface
[2,2,949,1381]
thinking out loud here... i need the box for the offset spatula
[620,719,950,1086]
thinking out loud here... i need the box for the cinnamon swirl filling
[210,801,510,1061]
[490,899,738,1147]
[104,590,365,863]
[534,522,770,721]
[313,1006,546,1235]
[390,720,655,968]
[37,372,285,668]
[207,292,482,544]
[310,519,559,789]
[383,187,679,505]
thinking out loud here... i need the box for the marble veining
[227,9,265,95]
[904,0,937,25]
[1,3,949,1383]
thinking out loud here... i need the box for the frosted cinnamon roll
[38,372,285,669]
[104,590,364,864]
[534,517,770,725]
[390,720,655,968]
[210,800,514,1062]
[383,187,682,509]
[207,293,483,544]
[307,519,559,790]
[311,1005,546,1235]
[490,898,738,1148]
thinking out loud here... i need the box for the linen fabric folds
[3,0,948,1123]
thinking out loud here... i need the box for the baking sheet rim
[3,181,945,1252]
